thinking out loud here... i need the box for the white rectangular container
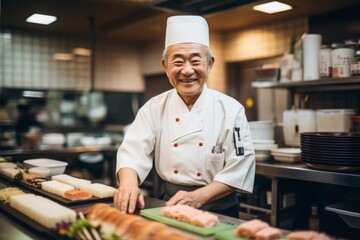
[316,109,355,132]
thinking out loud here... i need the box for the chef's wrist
[118,167,139,187]
[193,188,210,206]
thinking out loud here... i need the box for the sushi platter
[214,228,287,240]
[0,181,69,240]
[0,172,113,206]
[140,207,236,236]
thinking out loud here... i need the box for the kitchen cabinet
[254,162,360,237]
[249,76,360,238]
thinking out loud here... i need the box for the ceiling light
[23,91,44,98]
[252,1,292,14]
[26,13,57,25]
[53,53,73,61]
[72,48,92,56]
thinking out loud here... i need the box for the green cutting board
[214,228,288,240]
[140,207,236,236]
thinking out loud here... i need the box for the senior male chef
[114,15,255,218]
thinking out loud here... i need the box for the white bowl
[253,143,278,151]
[249,120,275,140]
[270,148,301,163]
[255,150,271,161]
[253,139,275,144]
[271,153,300,163]
[23,159,67,176]
[28,166,51,178]
[271,148,301,155]
[42,133,65,145]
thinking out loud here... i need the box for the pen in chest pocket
[233,127,244,156]
[211,145,222,154]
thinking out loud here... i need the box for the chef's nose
[181,62,194,75]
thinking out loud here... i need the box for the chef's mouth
[179,79,196,83]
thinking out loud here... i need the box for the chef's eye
[174,61,184,66]
[191,60,201,65]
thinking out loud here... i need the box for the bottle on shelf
[280,36,296,82]
[308,206,320,231]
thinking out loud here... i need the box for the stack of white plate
[271,148,301,163]
[40,133,65,150]
[249,120,278,161]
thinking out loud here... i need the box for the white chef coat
[116,85,255,193]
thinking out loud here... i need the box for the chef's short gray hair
[162,45,213,64]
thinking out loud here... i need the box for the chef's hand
[113,168,145,214]
[165,181,235,209]
[114,186,144,214]
[165,190,205,209]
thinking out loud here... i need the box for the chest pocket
[205,151,225,182]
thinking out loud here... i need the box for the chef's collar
[172,84,208,113]
[192,84,208,111]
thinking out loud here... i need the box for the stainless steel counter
[256,161,360,188]
[255,161,360,228]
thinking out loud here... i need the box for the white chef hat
[165,15,209,48]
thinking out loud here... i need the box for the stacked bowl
[249,121,278,161]
[300,132,360,171]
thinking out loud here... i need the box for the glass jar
[350,49,360,76]
[331,46,355,78]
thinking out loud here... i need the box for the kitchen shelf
[325,201,360,229]
[251,76,360,91]
[240,203,271,214]
[252,75,360,112]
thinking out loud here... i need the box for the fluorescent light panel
[23,91,44,98]
[53,53,73,61]
[73,48,92,56]
[26,13,57,25]
[252,1,292,14]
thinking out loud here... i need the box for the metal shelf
[240,203,272,214]
[251,76,360,90]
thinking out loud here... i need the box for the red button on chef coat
[174,169,179,174]
[173,143,178,147]
[175,117,180,122]
[196,171,201,177]
[198,141,203,147]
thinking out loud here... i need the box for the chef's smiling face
[162,43,214,107]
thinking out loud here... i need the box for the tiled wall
[96,42,144,92]
[0,29,144,92]
[223,17,308,62]
[208,32,226,93]
[1,30,91,90]
[141,40,165,76]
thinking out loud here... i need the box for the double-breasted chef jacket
[116,85,256,195]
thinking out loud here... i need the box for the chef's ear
[161,59,166,70]
[209,56,215,70]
